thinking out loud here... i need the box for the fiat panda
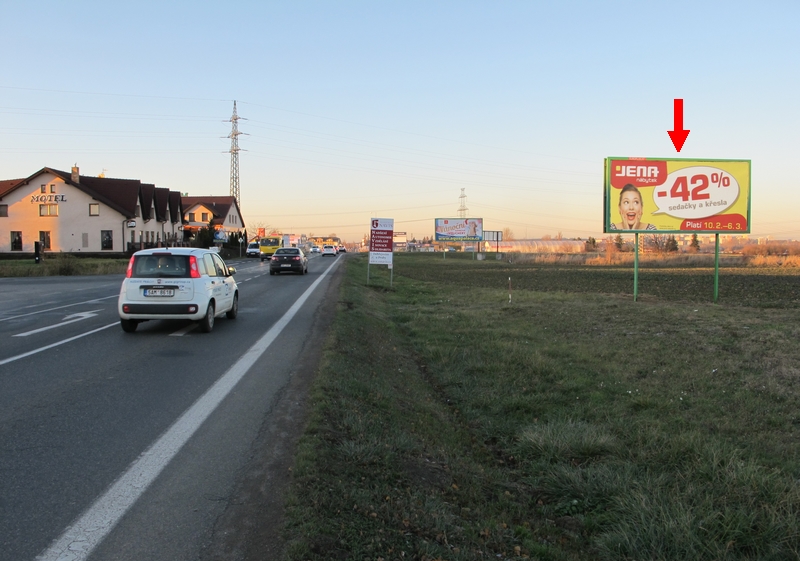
[118,247,238,333]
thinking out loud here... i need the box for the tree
[645,234,669,253]
[502,227,515,241]
[666,235,679,252]
[614,234,624,250]
[585,236,597,251]
[690,233,701,252]
[194,221,215,248]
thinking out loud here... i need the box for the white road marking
[0,323,119,366]
[13,311,101,337]
[36,257,341,561]
[169,324,198,337]
[0,295,117,323]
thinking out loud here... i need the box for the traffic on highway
[0,250,342,561]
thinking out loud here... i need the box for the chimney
[71,164,79,183]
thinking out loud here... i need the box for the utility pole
[226,101,247,207]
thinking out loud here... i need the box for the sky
[1,0,798,243]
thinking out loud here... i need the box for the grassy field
[283,253,800,560]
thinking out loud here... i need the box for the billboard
[435,218,484,241]
[604,157,751,233]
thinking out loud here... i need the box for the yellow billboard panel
[604,157,751,233]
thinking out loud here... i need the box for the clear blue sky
[2,0,798,242]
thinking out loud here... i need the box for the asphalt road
[0,252,344,561]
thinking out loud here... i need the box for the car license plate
[143,288,174,297]
[281,263,291,267]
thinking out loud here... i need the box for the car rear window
[131,254,191,278]
[275,248,299,255]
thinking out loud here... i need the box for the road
[0,252,344,561]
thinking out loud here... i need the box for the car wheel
[226,293,238,319]
[200,301,215,333]
[120,318,138,333]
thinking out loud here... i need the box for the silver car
[118,247,238,333]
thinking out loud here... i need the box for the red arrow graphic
[667,98,690,152]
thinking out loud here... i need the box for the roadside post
[238,236,243,258]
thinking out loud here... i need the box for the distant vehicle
[118,247,238,333]
[270,247,308,275]
[259,236,282,261]
[310,246,320,253]
[337,245,347,253]
[246,241,260,258]
[322,244,337,257]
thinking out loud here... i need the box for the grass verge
[0,255,128,277]
[284,253,800,560]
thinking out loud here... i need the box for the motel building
[0,166,184,257]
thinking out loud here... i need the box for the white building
[0,166,184,255]
[180,196,245,242]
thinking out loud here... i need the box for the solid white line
[0,295,117,323]
[0,323,119,366]
[36,257,341,561]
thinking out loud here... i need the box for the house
[0,166,185,256]
[181,196,245,242]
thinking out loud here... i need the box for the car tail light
[292,256,300,261]
[126,256,135,278]
[271,256,278,261]
[188,255,201,278]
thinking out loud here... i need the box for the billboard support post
[634,233,639,302]
[714,234,720,303]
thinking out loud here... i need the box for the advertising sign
[435,218,484,241]
[370,218,393,265]
[604,157,751,233]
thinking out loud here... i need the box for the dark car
[270,247,308,275]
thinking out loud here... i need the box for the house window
[40,185,46,193]
[10,231,22,251]
[101,230,113,250]
[188,212,195,222]
[39,231,51,250]
[50,184,56,193]
[89,203,100,216]
[201,212,209,222]
[39,204,58,216]
[0,204,7,217]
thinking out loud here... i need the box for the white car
[118,247,238,333]
[310,246,320,253]
[321,244,337,256]
[246,241,260,258]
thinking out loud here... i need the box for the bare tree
[645,234,669,253]
[502,227,515,241]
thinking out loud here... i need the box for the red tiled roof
[0,178,24,198]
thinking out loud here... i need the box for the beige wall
[0,171,181,253]
[0,172,127,252]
